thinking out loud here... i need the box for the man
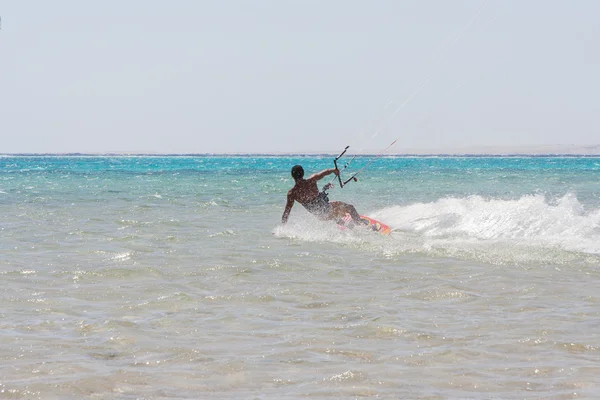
[281,165,366,225]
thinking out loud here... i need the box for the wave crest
[372,193,600,255]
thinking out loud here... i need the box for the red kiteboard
[337,213,391,235]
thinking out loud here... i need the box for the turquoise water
[1,155,599,398]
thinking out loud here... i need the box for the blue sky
[1,1,599,154]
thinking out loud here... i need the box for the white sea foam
[275,193,600,265]
[273,217,366,245]
[371,193,600,256]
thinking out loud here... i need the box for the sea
[1,154,599,399]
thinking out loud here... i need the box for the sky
[1,0,599,154]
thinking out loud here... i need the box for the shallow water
[1,155,599,398]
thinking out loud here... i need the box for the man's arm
[281,192,295,224]
[308,168,339,182]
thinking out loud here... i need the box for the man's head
[291,165,304,180]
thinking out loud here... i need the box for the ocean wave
[276,193,600,265]
[372,193,600,256]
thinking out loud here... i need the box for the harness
[302,191,331,217]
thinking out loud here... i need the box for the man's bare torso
[288,178,320,205]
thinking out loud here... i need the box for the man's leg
[329,201,366,224]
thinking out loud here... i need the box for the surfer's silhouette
[281,165,367,225]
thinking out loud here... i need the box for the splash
[276,194,600,265]
[273,217,368,245]
[371,193,600,257]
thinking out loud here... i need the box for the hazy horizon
[3,143,600,156]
